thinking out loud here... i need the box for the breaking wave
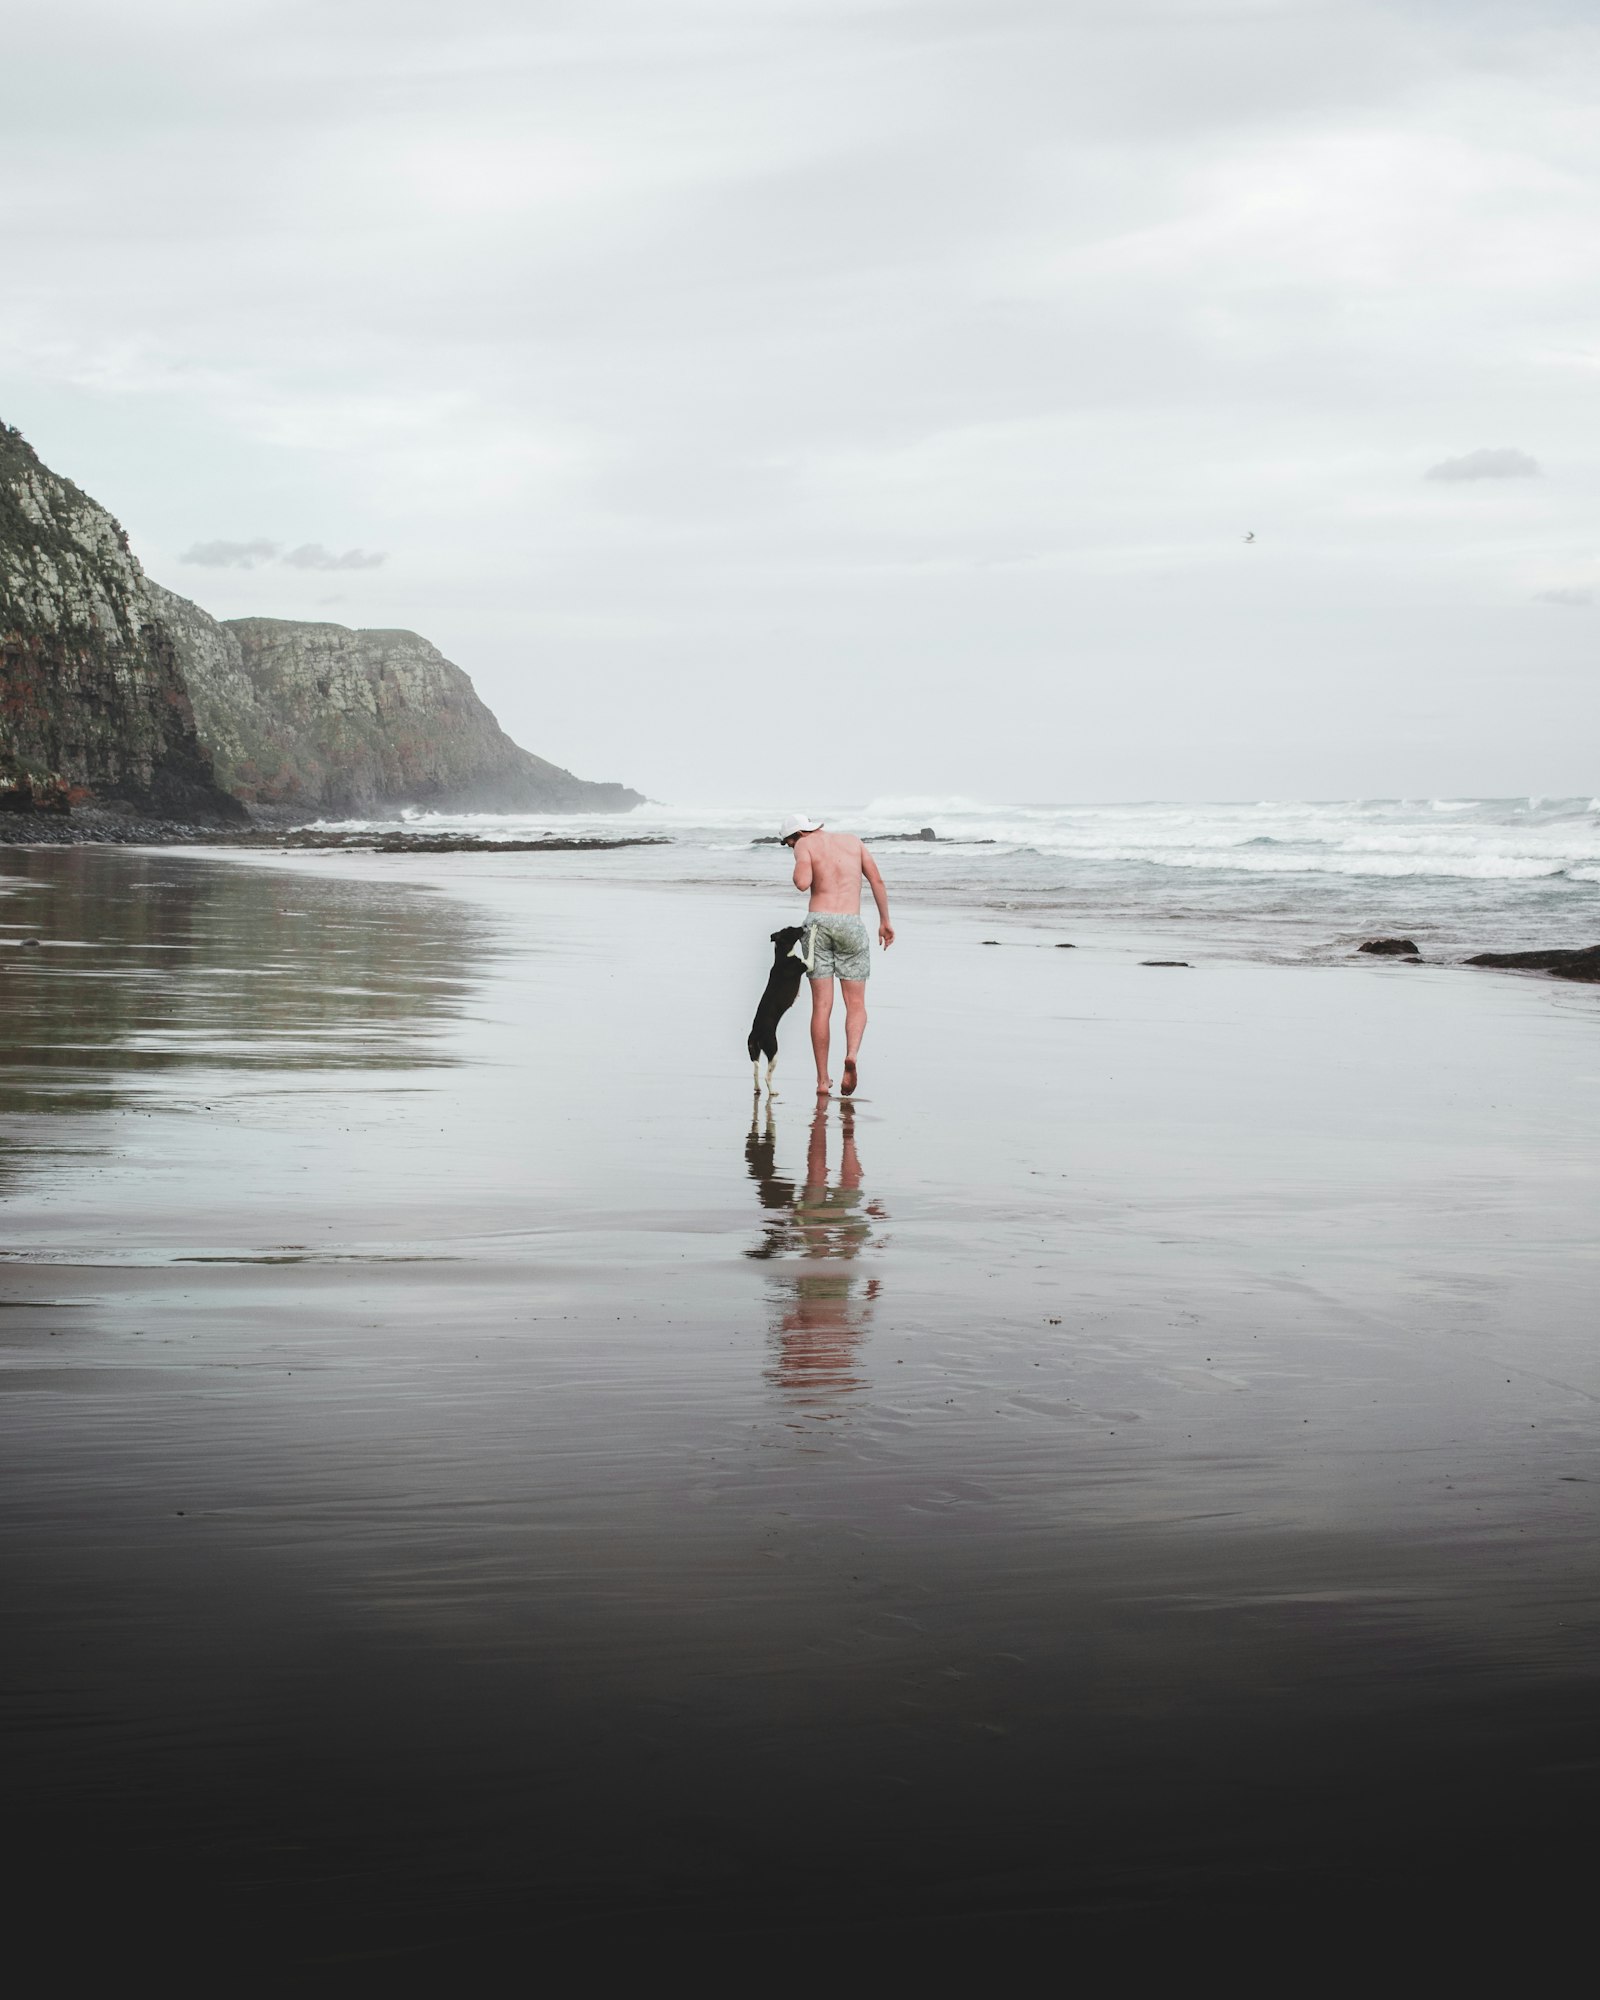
[319,795,1600,960]
[843,796,1600,884]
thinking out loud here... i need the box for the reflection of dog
[747,925,807,1093]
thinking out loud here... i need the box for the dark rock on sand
[1142,960,1190,967]
[1359,938,1421,956]
[1465,944,1600,984]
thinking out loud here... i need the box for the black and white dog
[747,924,810,1093]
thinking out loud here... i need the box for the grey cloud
[1425,448,1541,482]
[1536,588,1592,607]
[177,539,385,573]
[280,544,387,571]
[8,2,1600,800]
[179,538,279,568]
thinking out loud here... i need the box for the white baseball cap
[779,814,823,841]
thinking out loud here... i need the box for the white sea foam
[313,795,1600,958]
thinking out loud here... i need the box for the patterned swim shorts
[801,912,871,981]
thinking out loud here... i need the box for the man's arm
[861,843,894,948]
[791,838,814,894]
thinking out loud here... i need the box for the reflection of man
[777,816,894,1100]
[745,1099,885,1402]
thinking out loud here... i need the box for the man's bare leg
[809,975,834,1094]
[841,979,867,1096]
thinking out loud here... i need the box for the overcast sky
[4,0,1598,803]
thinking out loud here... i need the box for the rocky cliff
[1,421,642,825]
[0,426,242,820]
[150,590,641,816]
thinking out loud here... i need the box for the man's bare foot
[816,1077,832,1095]
[842,1059,858,1097]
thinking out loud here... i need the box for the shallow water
[3,846,1598,1966]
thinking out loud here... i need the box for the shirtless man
[777,814,895,1098]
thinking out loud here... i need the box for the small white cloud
[1426,447,1541,482]
[280,543,387,571]
[179,538,279,567]
[1535,587,1592,607]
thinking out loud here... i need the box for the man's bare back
[791,830,892,932]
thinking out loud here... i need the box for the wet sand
[3,845,1598,1971]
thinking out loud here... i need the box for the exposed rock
[1465,945,1600,984]
[1142,960,1190,967]
[211,830,670,854]
[0,776,70,814]
[1358,938,1421,956]
[150,587,641,817]
[0,805,243,846]
[0,425,242,822]
[874,827,998,843]
[753,828,995,845]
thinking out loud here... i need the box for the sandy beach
[3,843,1598,1969]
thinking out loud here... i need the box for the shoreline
[7,788,1600,986]
[0,808,653,849]
[8,824,1594,983]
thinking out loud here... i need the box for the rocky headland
[1,423,641,837]
[151,588,641,818]
[0,425,242,825]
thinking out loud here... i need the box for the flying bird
[1243,531,1255,543]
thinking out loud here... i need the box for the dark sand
[3,846,1598,1973]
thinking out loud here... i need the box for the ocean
[322,794,1600,961]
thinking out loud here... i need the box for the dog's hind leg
[752,1059,762,1093]
[765,1056,779,1096]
